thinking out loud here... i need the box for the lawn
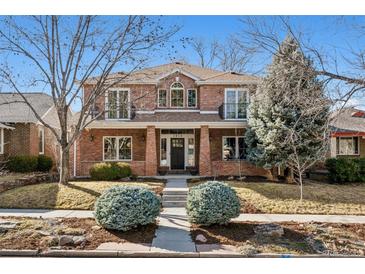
[188,180,365,215]
[0,181,164,210]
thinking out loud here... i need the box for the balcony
[92,103,136,120]
[219,103,248,120]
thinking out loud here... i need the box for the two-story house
[72,62,270,178]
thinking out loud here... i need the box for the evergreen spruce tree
[245,36,330,199]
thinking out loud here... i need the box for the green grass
[188,180,365,215]
[0,181,164,210]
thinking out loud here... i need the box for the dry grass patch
[0,173,30,182]
[188,180,365,215]
[0,181,164,210]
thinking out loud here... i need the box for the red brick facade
[75,68,270,178]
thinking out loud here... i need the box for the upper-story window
[105,89,130,119]
[224,89,248,119]
[158,89,167,107]
[170,82,184,108]
[187,89,197,108]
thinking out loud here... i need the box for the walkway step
[162,201,186,207]
[163,189,189,195]
[162,195,187,202]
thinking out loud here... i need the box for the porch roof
[330,107,365,135]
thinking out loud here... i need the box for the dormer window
[187,89,197,108]
[170,82,184,108]
[158,89,167,107]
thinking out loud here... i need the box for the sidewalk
[1,208,365,224]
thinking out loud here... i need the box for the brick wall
[76,128,147,176]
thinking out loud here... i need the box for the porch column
[199,125,212,176]
[145,125,157,176]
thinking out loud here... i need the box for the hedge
[89,162,132,180]
[6,155,53,173]
[325,158,365,183]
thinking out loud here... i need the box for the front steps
[162,180,188,208]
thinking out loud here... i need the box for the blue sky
[1,16,364,110]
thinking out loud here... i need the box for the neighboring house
[329,107,365,158]
[72,62,271,177]
[0,93,59,163]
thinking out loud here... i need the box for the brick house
[72,62,271,178]
[329,107,365,158]
[0,93,60,164]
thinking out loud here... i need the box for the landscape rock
[195,234,207,243]
[72,236,86,245]
[305,236,327,254]
[0,220,19,233]
[91,225,102,231]
[37,230,52,236]
[40,236,59,247]
[59,235,74,246]
[253,223,284,238]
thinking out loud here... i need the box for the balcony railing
[219,103,248,120]
[92,103,136,120]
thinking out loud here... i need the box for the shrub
[7,155,38,173]
[186,181,241,225]
[37,155,53,172]
[94,185,161,231]
[89,162,132,180]
[325,158,365,183]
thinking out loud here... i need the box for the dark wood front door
[171,138,185,169]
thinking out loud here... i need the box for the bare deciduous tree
[0,15,178,184]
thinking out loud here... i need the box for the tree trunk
[285,168,294,184]
[59,148,70,184]
[299,172,303,201]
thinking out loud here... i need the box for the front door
[170,138,185,169]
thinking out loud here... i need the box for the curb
[1,249,364,258]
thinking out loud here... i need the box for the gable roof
[0,93,54,123]
[330,107,365,133]
[85,62,258,85]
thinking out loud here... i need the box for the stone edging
[0,249,363,258]
[0,173,59,193]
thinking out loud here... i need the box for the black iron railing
[219,103,248,120]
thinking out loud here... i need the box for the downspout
[73,139,77,177]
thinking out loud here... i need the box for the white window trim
[170,82,185,108]
[224,88,249,120]
[187,89,197,108]
[0,128,4,154]
[39,127,45,155]
[222,136,245,161]
[105,88,131,120]
[102,136,133,161]
[160,137,168,166]
[336,136,360,156]
[157,89,168,108]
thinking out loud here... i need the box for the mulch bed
[0,217,157,251]
[191,222,365,255]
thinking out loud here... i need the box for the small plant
[37,155,53,172]
[94,185,160,231]
[7,155,38,172]
[186,181,241,225]
[89,162,132,180]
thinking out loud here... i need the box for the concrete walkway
[1,208,365,224]
[151,178,196,253]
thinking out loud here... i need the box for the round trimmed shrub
[89,162,132,180]
[186,181,241,225]
[94,186,161,231]
[37,155,53,172]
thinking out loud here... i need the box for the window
[103,137,132,161]
[336,137,359,155]
[170,82,184,107]
[105,89,130,119]
[222,137,246,160]
[187,138,195,166]
[160,138,167,166]
[38,127,44,155]
[158,89,167,107]
[187,89,197,108]
[224,89,248,119]
[0,128,3,154]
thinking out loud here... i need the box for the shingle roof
[0,93,54,123]
[85,62,258,85]
[330,107,365,133]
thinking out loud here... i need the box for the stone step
[163,189,189,195]
[162,201,187,207]
[162,195,187,202]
